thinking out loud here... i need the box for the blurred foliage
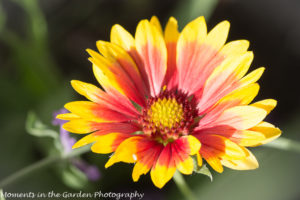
[60,165,89,190]
[0,0,60,100]
[172,0,218,28]
[26,112,61,155]
[26,112,59,140]
[0,0,300,199]
[0,190,5,200]
[25,111,94,190]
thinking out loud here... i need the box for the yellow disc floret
[139,90,198,143]
[148,97,184,129]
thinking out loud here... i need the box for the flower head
[58,16,281,188]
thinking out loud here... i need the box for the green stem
[0,145,90,188]
[173,171,197,200]
[264,137,300,153]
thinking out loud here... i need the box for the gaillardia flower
[58,16,281,188]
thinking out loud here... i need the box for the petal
[132,162,152,182]
[220,40,249,57]
[171,136,201,175]
[204,20,230,50]
[198,83,260,129]
[96,41,148,98]
[178,16,220,94]
[194,125,265,147]
[176,157,194,175]
[209,105,267,130]
[92,122,140,136]
[63,119,95,134]
[150,144,176,188]
[232,51,254,79]
[239,67,265,87]
[196,152,203,167]
[194,125,236,138]
[249,121,281,146]
[110,24,149,90]
[251,99,277,114]
[198,100,240,129]
[110,24,135,52]
[87,49,145,106]
[164,17,180,44]
[177,16,207,48]
[64,101,96,119]
[200,83,260,121]
[150,16,163,35]
[177,18,234,95]
[63,120,138,135]
[201,146,223,173]
[198,81,260,118]
[105,136,144,168]
[233,130,266,147]
[91,132,131,154]
[88,50,124,91]
[64,101,133,123]
[219,83,260,106]
[56,113,80,120]
[200,135,247,160]
[71,80,104,103]
[135,19,167,96]
[72,133,99,149]
[197,52,255,114]
[186,135,202,155]
[71,80,139,118]
[173,135,201,156]
[132,142,162,181]
[221,147,258,170]
[204,52,253,94]
[164,17,180,89]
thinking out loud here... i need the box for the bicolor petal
[221,147,258,170]
[105,136,144,168]
[71,80,139,118]
[135,19,167,96]
[164,17,180,89]
[91,132,131,154]
[87,49,145,106]
[208,106,267,130]
[65,101,134,123]
[251,99,277,114]
[150,144,176,188]
[249,121,281,146]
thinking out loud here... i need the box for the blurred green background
[1,0,300,199]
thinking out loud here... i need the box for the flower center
[148,97,184,129]
[139,90,198,144]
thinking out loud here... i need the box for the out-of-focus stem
[0,145,90,189]
[173,171,197,200]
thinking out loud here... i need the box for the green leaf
[0,189,5,200]
[192,156,213,181]
[194,164,213,181]
[26,111,58,139]
[61,164,88,189]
